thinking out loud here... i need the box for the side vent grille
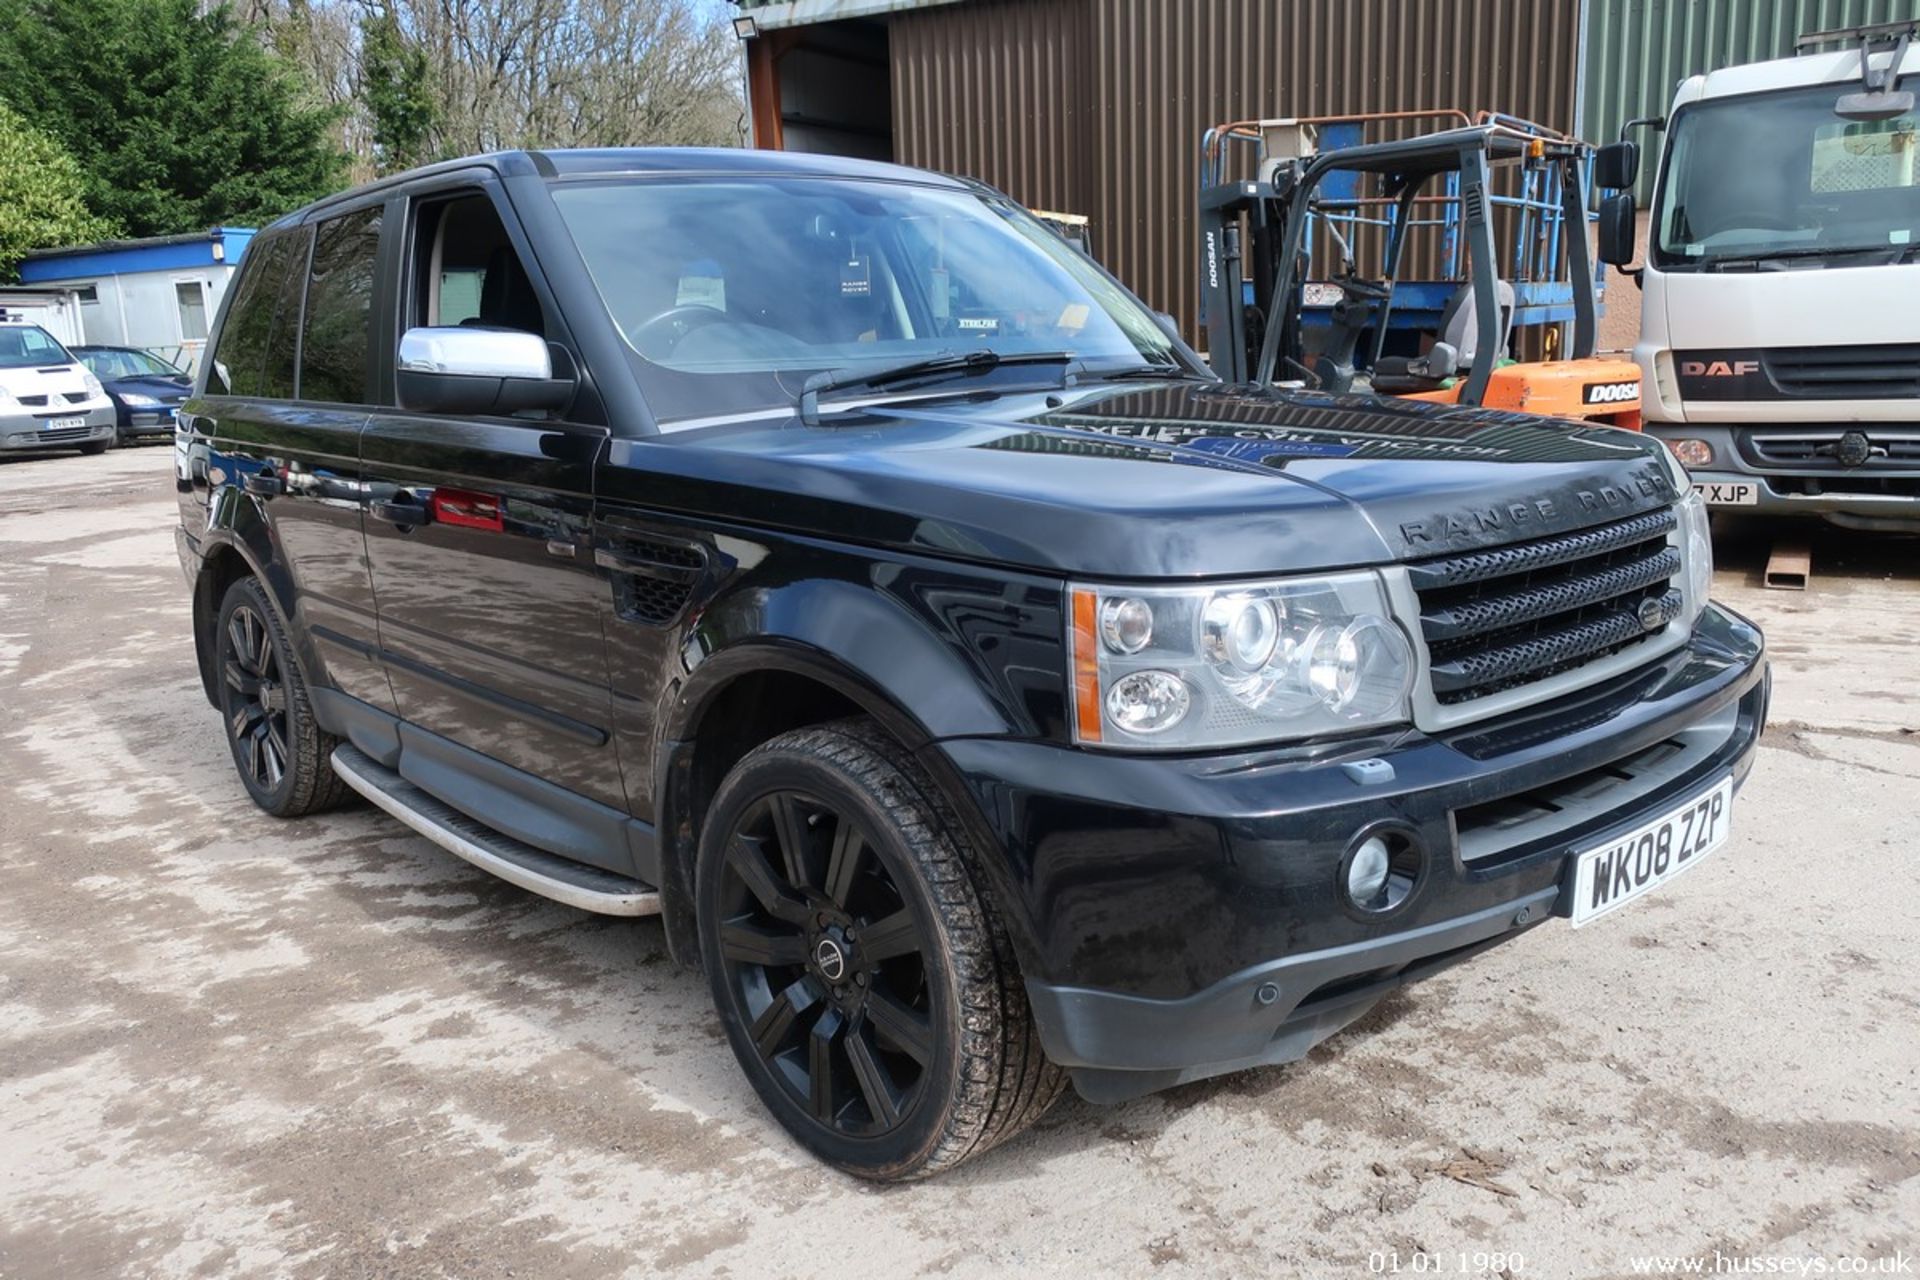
[597,534,706,627]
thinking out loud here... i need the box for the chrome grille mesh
[1409,508,1680,705]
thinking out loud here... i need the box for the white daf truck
[1594,20,1920,533]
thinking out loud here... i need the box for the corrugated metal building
[731,0,1910,332]
[1583,0,1918,199]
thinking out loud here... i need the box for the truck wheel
[213,577,350,817]
[696,719,1064,1181]
[78,440,110,455]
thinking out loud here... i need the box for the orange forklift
[1198,110,1644,426]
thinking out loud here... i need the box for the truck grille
[1408,509,1680,706]
[1763,343,1920,399]
[1745,430,1920,468]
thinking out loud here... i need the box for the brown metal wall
[889,0,1583,338]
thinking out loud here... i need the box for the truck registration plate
[1696,482,1757,506]
[1570,775,1733,927]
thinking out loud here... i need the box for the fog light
[1346,837,1391,906]
[1668,438,1712,468]
[1342,829,1420,914]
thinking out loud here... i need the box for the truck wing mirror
[1836,87,1916,120]
[397,326,573,417]
[1594,140,1639,192]
[1596,193,1638,269]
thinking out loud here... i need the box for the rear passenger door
[192,213,392,714]
[358,181,636,874]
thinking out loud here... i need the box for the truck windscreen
[1654,83,1918,268]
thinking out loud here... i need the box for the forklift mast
[1197,110,1604,405]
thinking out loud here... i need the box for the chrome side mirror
[396,326,571,415]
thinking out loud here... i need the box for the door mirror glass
[1594,140,1639,191]
[1597,193,1638,267]
[397,326,571,415]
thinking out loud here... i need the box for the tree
[359,5,437,174]
[0,0,349,237]
[0,101,112,279]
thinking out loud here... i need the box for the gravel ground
[1,445,1915,1280]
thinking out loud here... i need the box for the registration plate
[1570,775,1733,927]
[1696,481,1758,506]
[43,415,85,431]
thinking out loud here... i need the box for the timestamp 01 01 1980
[1368,1251,1524,1275]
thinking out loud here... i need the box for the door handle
[242,471,283,498]
[370,492,435,527]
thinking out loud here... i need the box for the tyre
[696,719,1063,1181]
[213,577,351,817]
[78,439,109,455]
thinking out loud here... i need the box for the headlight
[1069,573,1414,750]
[81,371,105,397]
[1676,489,1713,625]
[0,386,15,408]
[120,392,160,407]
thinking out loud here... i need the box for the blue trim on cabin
[18,228,256,284]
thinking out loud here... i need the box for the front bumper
[0,402,116,450]
[117,404,182,439]
[1646,423,1920,528]
[931,603,1768,1101]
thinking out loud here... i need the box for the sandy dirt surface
[1,446,1915,1280]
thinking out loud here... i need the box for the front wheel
[696,719,1063,1181]
[78,439,109,455]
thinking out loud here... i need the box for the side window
[208,228,308,398]
[259,227,309,399]
[412,193,545,337]
[299,207,382,404]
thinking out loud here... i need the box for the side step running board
[330,745,661,917]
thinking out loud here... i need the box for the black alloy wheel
[696,720,1064,1181]
[221,600,291,793]
[715,789,935,1138]
[213,578,350,817]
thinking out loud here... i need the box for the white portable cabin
[0,288,86,346]
[16,227,255,373]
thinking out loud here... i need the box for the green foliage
[0,100,112,280]
[0,0,349,237]
[359,6,438,174]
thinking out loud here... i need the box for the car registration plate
[44,415,85,431]
[1696,481,1757,506]
[1570,775,1733,927]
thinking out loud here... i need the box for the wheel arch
[650,641,1023,974]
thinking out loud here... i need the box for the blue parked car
[72,345,193,445]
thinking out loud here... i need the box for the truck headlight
[1069,572,1414,749]
[1676,489,1713,625]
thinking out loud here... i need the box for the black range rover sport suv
[175,148,1768,1180]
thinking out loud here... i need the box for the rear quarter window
[207,227,310,398]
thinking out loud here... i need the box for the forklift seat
[1371,278,1514,392]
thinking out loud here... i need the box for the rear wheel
[696,719,1062,1181]
[214,577,350,816]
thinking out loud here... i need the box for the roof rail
[1795,18,1918,51]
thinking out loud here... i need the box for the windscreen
[0,325,77,369]
[550,175,1177,423]
[1655,83,1919,267]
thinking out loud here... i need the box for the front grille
[20,426,92,444]
[1745,430,1920,469]
[14,394,48,407]
[1764,343,1920,399]
[1408,509,1679,706]
[62,391,90,404]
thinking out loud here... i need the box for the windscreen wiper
[799,349,1073,424]
[1094,361,1217,383]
